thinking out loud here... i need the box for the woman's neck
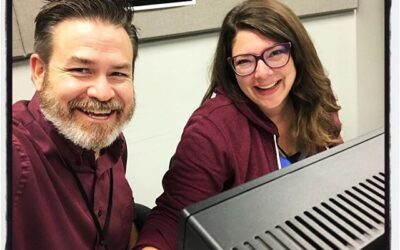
[265,99,298,155]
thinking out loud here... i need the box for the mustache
[68,98,124,112]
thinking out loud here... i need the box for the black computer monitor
[179,128,385,250]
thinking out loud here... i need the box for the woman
[135,0,343,249]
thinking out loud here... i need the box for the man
[12,0,139,249]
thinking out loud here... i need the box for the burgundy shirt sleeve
[135,115,234,250]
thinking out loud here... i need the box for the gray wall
[12,0,358,57]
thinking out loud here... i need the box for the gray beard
[41,107,125,152]
[37,72,134,152]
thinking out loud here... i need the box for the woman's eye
[270,49,284,57]
[235,58,252,66]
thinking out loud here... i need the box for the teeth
[88,113,109,119]
[258,80,279,90]
[83,109,112,115]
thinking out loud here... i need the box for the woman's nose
[254,59,274,78]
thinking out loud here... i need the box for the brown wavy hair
[202,0,342,156]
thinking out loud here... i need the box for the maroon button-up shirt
[12,93,134,250]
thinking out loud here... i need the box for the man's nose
[86,76,115,101]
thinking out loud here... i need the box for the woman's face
[231,29,296,117]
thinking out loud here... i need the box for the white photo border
[133,0,195,11]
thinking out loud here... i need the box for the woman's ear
[30,53,46,91]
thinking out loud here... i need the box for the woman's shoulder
[192,94,245,125]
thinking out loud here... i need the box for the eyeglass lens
[231,43,291,76]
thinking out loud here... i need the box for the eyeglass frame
[228,42,292,77]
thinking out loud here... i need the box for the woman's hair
[203,0,342,156]
[33,0,139,66]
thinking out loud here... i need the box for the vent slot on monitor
[231,172,385,250]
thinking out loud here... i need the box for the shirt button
[97,209,102,217]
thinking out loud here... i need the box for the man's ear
[30,53,46,91]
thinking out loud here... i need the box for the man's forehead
[64,55,133,70]
[49,19,133,67]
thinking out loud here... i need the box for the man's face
[32,19,135,151]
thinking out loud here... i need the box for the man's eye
[70,68,90,74]
[111,72,129,78]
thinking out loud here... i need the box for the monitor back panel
[180,129,385,250]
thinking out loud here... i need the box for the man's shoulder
[13,99,30,113]
[12,99,46,153]
[12,100,34,126]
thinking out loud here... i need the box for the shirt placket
[93,155,114,249]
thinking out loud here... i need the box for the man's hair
[34,0,139,65]
[203,0,342,156]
